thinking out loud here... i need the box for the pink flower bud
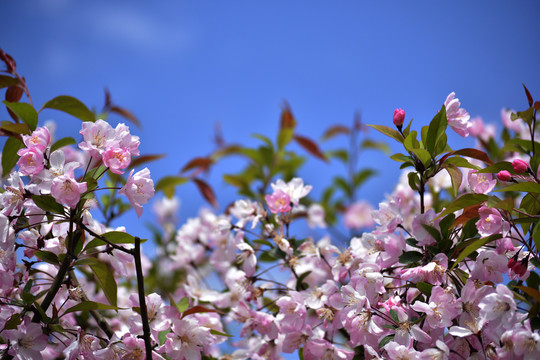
[496,170,512,182]
[393,108,405,127]
[512,159,529,174]
[507,258,518,269]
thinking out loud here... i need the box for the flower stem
[134,237,153,359]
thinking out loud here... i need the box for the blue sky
[2,1,540,245]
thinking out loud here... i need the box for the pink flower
[444,92,471,137]
[115,123,140,156]
[411,208,440,246]
[344,201,374,229]
[78,119,116,158]
[102,146,131,174]
[17,147,44,175]
[467,170,497,194]
[51,173,88,209]
[22,127,50,152]
[3,316,48,360]
[270,178,312,206]
[411,286,461,329]
[476,206,504,236]
[393,108,405,127]
[265,189,291,213]
[512,158,529,174]
[119,168,155,217]
[470,250,507,283]
[497,170,512,182]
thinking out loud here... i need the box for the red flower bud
[393,108,405,127]
[496,170,512,182]
[507,258,518,269]
[512,159,529,174]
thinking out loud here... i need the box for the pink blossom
[270,178,312,205]
[158,317,211,360]
[479,284,516,325]
[78,119,116,158]
[393,108,405,127]
[444,92,471,137]
[102,145,131,174]
[276,291,306,333]
[115,123,140,156]
[17,147,44,175]
[467,169,496,194]
[119,168,155,217]
[476,206,504,236]
[411,208,440,246]
[50,171,87,209]
[265,189,291,213]
[344,201,374,229]
[470,250,507,283]
[497,170,512,182]
[22,126,50,152]
[512,158,529,174]
[411,286,461,329]
[3,316,48,360]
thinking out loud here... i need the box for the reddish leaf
[110,106,141,128]
[0,49,16,74]
[523,83,534,107]
[453,204,482,228]
[452,148,493,166]
[534,101,540,110]
[280,102,297,130]
[181,157,214,173]
[104,88,112,108]
[181,305,222,319]
[128,154,166,170]
[321,125,350,140]
[294,134,327,162]
[193,178,217,207]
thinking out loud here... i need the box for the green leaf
[390,153,411,163]
[209,329,233,337]
[368,124,404,143]
[476,161,513,174]
[417,281,433,296]
[0,75,19,89]
[177,297,189,313]
[360,139,390,154]
[411,148,431,168]
[389,309,399,323]
[1,121,31,135]
[298,347,304,360]
[354,169,376,188]
[84,231,145,250]
[443,156,481,170]
[31,195,65,214]
[404,130,419,151]
[89,259,117,307]
[497,182,540,193]
[2,136,24,176]
[436,193,488,219]
[155,176,189,198]
[158,330,171,345]
[34,251,59,265]
[379,334,394,349]
[426,105,447,155]
[41,95,95,122]
[63,301,119,315]
[399,251,424,264]
[444,163,462,197]
[50,137,77,153]
[277,128,294,150]
[3,101,38,131]
[451,235,501,270]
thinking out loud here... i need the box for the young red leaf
[523,83,534,107]
[193,178,218,208]
[294,134,327,162]
[181,157,214,173]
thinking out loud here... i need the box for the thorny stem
[134,237,153,359]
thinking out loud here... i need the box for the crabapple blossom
[444,91,471,137]
[467,169,497,194]
[78,119,116,158]
[476,206,505,236]
[102,145,131,174]
[512,158,530,173]
[344,200,374,229]
[2,317,48,360]
[16,147,44,175]
[51,171,87,209]
[22,126,50,152]
[119,167,155,217]
[411,208,440,246]
[411,286,461,329]
[393,108,405,127]
[270,177,312,205]
[264,189,291,213]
